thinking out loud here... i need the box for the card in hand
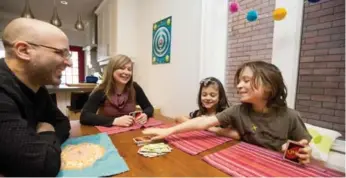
[283,141,304,164]
[129,111,142,119]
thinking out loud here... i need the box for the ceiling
[0,0,102,28]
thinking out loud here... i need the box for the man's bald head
[2,18,68,56]
[2,18,72,88]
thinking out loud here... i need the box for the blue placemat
[57,133,129,177]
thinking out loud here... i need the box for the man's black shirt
[0,58,71,176]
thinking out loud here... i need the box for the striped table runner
[96,118,163,135]
[164,130,232,155]
[203,142,345,177]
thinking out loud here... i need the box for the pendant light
[50,0,62,27]
[74,13,84,31]
[21,0,35,19]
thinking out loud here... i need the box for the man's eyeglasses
[3,40,72,59]
[27,42,72,59]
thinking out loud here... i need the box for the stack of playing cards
[137,143,172,158]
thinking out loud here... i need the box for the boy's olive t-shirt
[216,104,312,151]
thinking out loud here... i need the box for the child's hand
[142,128,173,140]
[175,116,189,124]
[282,139,312,164]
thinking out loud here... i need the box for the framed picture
[152,16,172,64]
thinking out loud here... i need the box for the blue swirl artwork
[152,16,172,64]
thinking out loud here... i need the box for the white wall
[94,0,228,116]
[199,0,228,84]
[102,0,229,117]
[115,0,138,58]
[272,0,304,109]
[135,0,202,116]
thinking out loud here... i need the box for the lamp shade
[75,14,84,31]
[21,0,35,19]
[50,6,62,27]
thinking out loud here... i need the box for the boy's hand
[142,128,173,140]
[282,139,312,164]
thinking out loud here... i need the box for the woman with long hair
[80,54,153,127]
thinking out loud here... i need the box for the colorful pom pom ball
[272,8,287,21]
[246,10,258,22]
[229,2,239,13]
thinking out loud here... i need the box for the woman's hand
[136,113,148,125]
[113,115,134,127]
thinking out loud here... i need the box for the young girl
[175,77,240,140]
[143,61,312,164]
[80,54,154,127]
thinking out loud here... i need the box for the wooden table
[70,114,236,177]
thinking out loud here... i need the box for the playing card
[283,141,304,164]
[137,143,172,157]
[129,111,142,118]
[133,136,152,146]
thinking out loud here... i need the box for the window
[61,51,79,84]
[0,50,4,58]
[61,46,85,84]
[0,40,4,58]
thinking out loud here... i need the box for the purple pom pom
[229,2,239,13]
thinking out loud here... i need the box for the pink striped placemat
[202,142,345,177]
[96,118,163,135]
[163,130,232,155]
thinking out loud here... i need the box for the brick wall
[296,0,345,136]
[226,0,276,103]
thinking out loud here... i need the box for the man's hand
[36,122,55,133]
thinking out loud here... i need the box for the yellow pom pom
[273,8,287,21]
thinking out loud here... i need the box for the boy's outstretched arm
[142,116,220,140]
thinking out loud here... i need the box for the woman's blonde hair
[93,54,135,101]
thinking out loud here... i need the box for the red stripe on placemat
[163,130,232,155]
[142,118,163,127]
[96,118,163,135]
[203,142,345,177]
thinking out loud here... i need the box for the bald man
[0,18,72,176]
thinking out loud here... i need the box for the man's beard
[27,62,56,86]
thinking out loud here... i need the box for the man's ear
[13,41,32,61]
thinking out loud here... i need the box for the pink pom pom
[229,2,239,13]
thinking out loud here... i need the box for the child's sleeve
[215,105,238,128]
[289,112,312,142]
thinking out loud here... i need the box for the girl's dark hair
[197,77,229,115]
[234,61,287,108]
